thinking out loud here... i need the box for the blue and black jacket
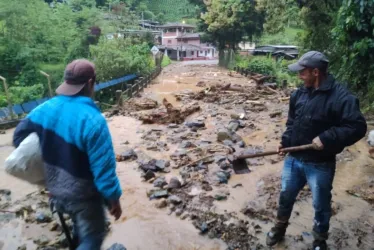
[13,95,122,201]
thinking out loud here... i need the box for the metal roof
[160,23,195,29]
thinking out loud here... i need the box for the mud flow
[1,61,373,250]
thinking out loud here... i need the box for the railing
[0,66,162,123]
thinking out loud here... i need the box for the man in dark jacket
[266,51,367,250]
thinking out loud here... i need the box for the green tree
[201,0,264,51]
[329,0,374,104]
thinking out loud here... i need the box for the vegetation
[161,55,172,67]
[146,0,197,23]
[0,0,155,107]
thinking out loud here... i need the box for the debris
[0,189,11,196]
[35,210,52,223]
[0,130,5,134]
[49,221,59,231]
[107,243,127,250]
[175,208,184,217]
[214,193,228,201]
[155,160,170,171]
[196,81,206,87]
[153,176,167,188]
[155,198,168,209]
[269,110,282,118]
[233,183,243,188]
[150,190,168,199]
[346,180,374,204]
[179,140,194,148]
[217,129,233,142]
[139,99,200,124]
[143,170,156,181]
[237,141,246,148]
[294,235,304,242]
[227,120,240,132]
[33,235,50,246]
[116,149,138,162]
[168,177,182,189]
[185,121,205,128]
[168,123,179,128]
[216,171,230,184]
[17,245,26,250]
[168,195,183,205]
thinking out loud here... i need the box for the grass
[146,0,196,22]
[257,27,305,46]
[161,55,172,67]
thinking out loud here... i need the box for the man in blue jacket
[13,59,122,250]
[266,51,367,250]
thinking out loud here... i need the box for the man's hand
[109,200,122,220]
[278,143,285,156]
[312,136,324,150]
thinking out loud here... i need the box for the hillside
[146,0,197,22]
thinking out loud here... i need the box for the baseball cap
[56,59,96,96]
[288,51,329,72]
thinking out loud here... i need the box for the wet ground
[1,61,374,250]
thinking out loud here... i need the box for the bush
[247,56,275,75]
[161,55,172,67]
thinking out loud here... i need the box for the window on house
[168,40,172,44]
[191,51,194,55]
[205,51,208,56]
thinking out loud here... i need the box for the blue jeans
[277,156,336,239]
[50,197,107,250]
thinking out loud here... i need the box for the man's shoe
[313,240,327,250]
[266,226,286,246]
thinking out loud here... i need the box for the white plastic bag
[4,132,45,184]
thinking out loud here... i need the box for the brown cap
[56,59,96,96]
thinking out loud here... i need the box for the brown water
[1,61,373,250]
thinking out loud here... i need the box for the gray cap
[288,51,329,72]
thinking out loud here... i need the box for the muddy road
[1,61,374,250]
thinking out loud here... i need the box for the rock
[179,140,193,148]
[185,121,205,128]
[217,129,233,142]
[180,170,190,179]
[230,113,240,120]
[199,222,209,234]
[168,195,182,205]
[175,208,184,217]
[143,170,155,181]
[214,193,228,201]
[227,120,240,132]
[214,155,227,163]
[196,81,206,87]
[49,221,59,231]
[222,140,235,147]
[294,235,304,242]
[0,189,11,196]
[232,183,243,188]
[107,243,127,250]
[150,190,168,199]
[33,235,50,246]
[202,182,213,191]
[118,149,137,161]
[0,130,5,135]
[139,160,157,172]
[188,187,202,196]
[35,210,53,223]
[216,171,230,184]
[180,213,189,220]
[155,198,168,209]
[17,245,27,250]
[168,177,182,189]
[219,161,232,170]
[237,141,246,148]
[153,177,167,188]
[168,123,179,128]
[269,111,282,118]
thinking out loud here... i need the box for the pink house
[158,23,216,61]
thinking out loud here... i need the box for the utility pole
[0,75,14,118]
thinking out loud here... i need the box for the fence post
[0,75,14,119]
[282,80,288,89]
[126,84,133,98]
[40,70,53,97]
[115,90,123,107]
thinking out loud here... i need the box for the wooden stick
[237,144,314,159]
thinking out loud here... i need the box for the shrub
[161,55,172,67]
[247,56,275,75]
